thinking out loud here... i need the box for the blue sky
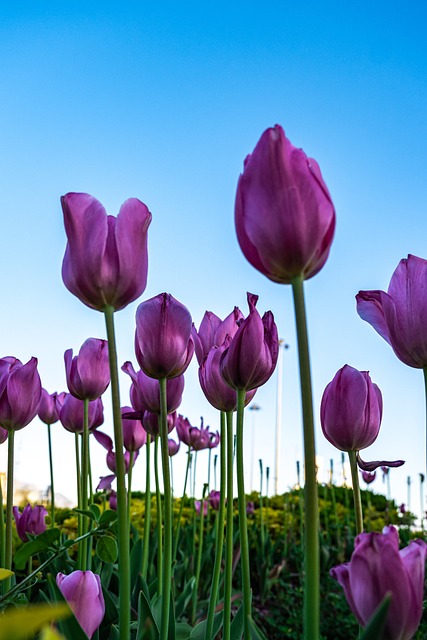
[1,1,427,515]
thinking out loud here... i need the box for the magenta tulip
[142,410,176,438]
[235,125,335,284]
[208,490,221,510]
[361,470,376,485]
[65,338,110,400]
[195,500,208,516]
[220,293,278,391]
[56,570,105,638]
[176,415,216,451]
[61,192,152,312]
[122,361,184,414]
[321,365,383,453]
[38,390,66,425]
[0,427,8,444]
[135,293,194,379]
[121,406,147,452]
[357,255,427,369]
[59,394,104,433]
[109,490,117,511]
[13,504,48,542]
[0,357,42,430]
[192,307,244,366]
[331,526,427,639]
[168,438,180,456]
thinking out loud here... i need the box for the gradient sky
[1,2,427,516]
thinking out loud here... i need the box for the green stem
[173,446,191,563]
[159,379,172,640]
[259,459,265,550]
[236,389,252,638]
[0,477,5,569]
[47,424,55,528]
[103,304,130,640]
[4,429,15,592]
[75,433,82,552]
[79,398,89,571]
[154,436,163,595]
[192,485,208,623]
[128,450,135,533]
[291,274,319,640]
[204,412,226,640]
[348,451,363,535]
[223,410,234,640]
[142,435,151,580]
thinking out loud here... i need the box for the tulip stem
[142,435,151,580]
[173,445,191,563]
[192,484,208,623]
[236,389,252,639]
[128,450,134,533]
[204,412,226,640]
[0,481,4,569]
[291,274,319,640]
[4,429,15,592]
[154,436,163,594]
[79,398,89,571]
[223,410,234,640]
[75,434,82,548]
[47,424,55,528]
[348,451,363,535]
[159,378,172,640]
[103,304,130,640]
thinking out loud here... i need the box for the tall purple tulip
[38,390,66,425]
[0,357,42,430]
[121,406,147,452]
[122,361,184,414]
[220,293,278,391]
[142,410,176,438]
[59,394,104,434]
[321,365,383,453]
[13,504,48,542]
[135,293,194,379]
[235,125,336,283]
[331,526,427,639]
[192,307,244,366]
[65,338,110,400]
[56,570,105,638]
[61,192,152,311]
[357,255,427,369]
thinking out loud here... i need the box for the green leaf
[189,611,223,639]
[230,603,244,640]
[108,625,120,639]
[96,535,118,563]
[359,594,391,640]
[14,529,61,569]
[248,618,268,640]
[175,622,193,640]
[175,577,195,619]
[99,509,118,526]
[74,508,98,520]
[130,536,143,590]
[0,603,70,640]
[136,589,160,640]
[89,504,101,521]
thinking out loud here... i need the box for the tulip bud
[235,125,335,283]
[135,293,194,379]
[320,365,382,453]
[331,526,427,639]
[56,570,105,638]
[192,307,243,366]
[65,338,110,400]
[38,390,67,425]
[13,504,48,542]
[61,193,152,311]
[220,293,278,391]
[0,357,42,430]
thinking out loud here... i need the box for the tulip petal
[7,358,41,429]
[356,452,405,472]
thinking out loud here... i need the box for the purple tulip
[0,357,42,430]
[361,470,376,485]
[135,293,194,379]
[331,526,427,639]
[175,415,216,451]
[38,390,67,425]
[0,427,8,445]
[92,429,136,473]
[220,293,278,391]
[122,361,184,414]
[107,449,135,474]
[357,255,427,369]
[235,125,336,284]
[195,500,208,516]
[59,394,104,433]
[199,337,257,412]
[192,307,244,366]
[142,410,176,438]
[97,475,115,491]
[246,501,255,516]
[208,490,221,510]
[109,490,117,511]
[121,406,147,452]
[320,365,383,452]
[61,192,152,312]
[13,504,48,542]
[168,438,180,456]
[65,338,110,400]
[56,570,105,638]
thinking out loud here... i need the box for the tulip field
[1,124,427,640]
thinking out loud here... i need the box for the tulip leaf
[175,623,193,639]
[248,618,268,639]
[136,589,160,640]
[0,603,70,640]
[99,509,118,526]
[96,535,118,563]
[189,611,223,639]
[0,568,14,581]
[175,576,196,619]
[230,603,244,640]
[130,536,143,590]
[360,594,391,640]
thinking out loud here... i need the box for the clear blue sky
[1,1,427,514]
